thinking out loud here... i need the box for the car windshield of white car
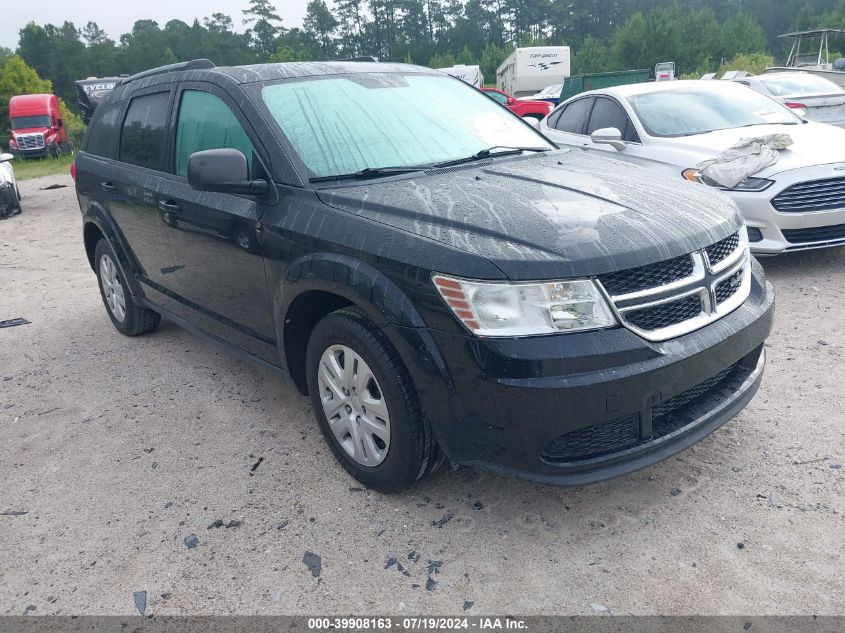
[260,72,553,179]
[629,87,799,137]
[760,74,843,97]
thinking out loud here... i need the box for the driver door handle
[101,181,116,193]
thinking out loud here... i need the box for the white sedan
[0,152,21,219]
[540,80,845,254]
[734,72,845,128]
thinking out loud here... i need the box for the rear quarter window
[83,103,122,159]
[119,92,170,171]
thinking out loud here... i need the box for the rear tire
[306,308,439,492]
[94,239,160,336]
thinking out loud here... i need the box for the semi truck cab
[8,93,71,159]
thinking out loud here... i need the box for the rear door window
[119,92,170,171]
[173,90,254,178]
[553,98,594,134]
[587,97,640,142]
[84,103,122,158]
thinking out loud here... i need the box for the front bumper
[735,164,845,254]
[400,263,774,485]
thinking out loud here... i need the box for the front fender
[275,252,455,394]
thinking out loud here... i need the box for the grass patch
[11,153,75,181]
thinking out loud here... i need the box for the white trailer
[496,46,571,97]
[439,64,484,88]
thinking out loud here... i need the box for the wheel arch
[82,202,144,296]
[276,253,453,396]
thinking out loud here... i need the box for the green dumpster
[560,69,651,102]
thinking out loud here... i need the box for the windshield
[760,74,842,96]
[12,115,50,130]
[260,73,551,178]
[628,85,799,137]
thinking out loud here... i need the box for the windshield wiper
[309,166,429,183]
[431,146,550,169]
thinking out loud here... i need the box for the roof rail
[334,56,379,62]
[120,59,216,85]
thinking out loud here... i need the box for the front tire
[94,239,160,336]
[306,308,439,492]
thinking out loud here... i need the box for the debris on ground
[226,520,241,528]
[384,557,397,569]
[160,593,172,600]
[1,510,28,516]
[133,591,146,615]
[23,605,35,614]
[737,542,745,549]
[463,600,474,611]
[426,577,437,591]
[250,457,264,472]
[303,551,322,577]
[39,184,67,190]
[184,534,199,549]
[591,603,609,613]
[432,513,453,528]
[407,550,421,563]
[0,318,31,329]
[208,519,224,529]
[427,560,442,574]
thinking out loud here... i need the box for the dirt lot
[1,174,843,616]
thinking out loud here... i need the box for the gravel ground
[1,174,843,616]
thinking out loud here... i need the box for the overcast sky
[1,0,310,50]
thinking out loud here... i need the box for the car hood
[317,149,742,280]
[661,122,845,176]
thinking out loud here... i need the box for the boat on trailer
[764,29,845,88]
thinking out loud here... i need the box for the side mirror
[187,149,268,196]
[590,127,626,151]
[0,153,13,163]
[523,116,541,130]
[507,97,516,105]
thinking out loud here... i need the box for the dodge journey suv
[74,59,774,491]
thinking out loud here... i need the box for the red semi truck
[8,94,72,159]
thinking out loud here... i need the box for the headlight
[682,168,774,192]
[432,274,617,337]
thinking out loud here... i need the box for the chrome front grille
[772,177,845,213]
[16,134,45,150]
[597,229,751,342]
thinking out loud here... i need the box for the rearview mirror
[187,149,268,196]
[590,127,626,151]
[0,152,13,163]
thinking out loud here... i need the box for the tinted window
[486,90,509,104]
[119,92,170,170]
[587,98,640,142]
[553,98,594,134]
[174,90,254,178]
[84,103,121,158]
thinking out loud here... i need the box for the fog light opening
[747,227,764,243]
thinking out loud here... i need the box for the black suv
[74,59,774,491]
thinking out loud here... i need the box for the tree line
[4,0,845,130]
